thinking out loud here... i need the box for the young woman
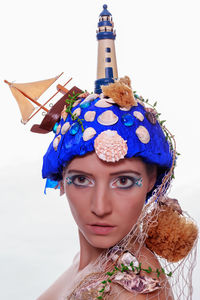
[36,5,198,300]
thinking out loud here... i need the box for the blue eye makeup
[66,175,95,187]
[110,175,143,189]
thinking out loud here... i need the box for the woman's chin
[86,235,120,250]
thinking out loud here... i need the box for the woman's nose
[90,184,112,217]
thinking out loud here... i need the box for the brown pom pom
[102,76,137,108]
[145,206,198,262]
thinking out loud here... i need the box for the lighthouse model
[95,4,118,94]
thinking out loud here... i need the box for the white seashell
[73,107,81,117]
[95,99,113,108]
[61,122,70,135]
[83,127,97,141]
[94,130,128,162]
[100,92,104,99]
[72,99,82,107]
[120,106,131,111]
[53,135,61,151]
[105,97,115,104]
[84,111,96,122]
[136,126,150,144]
[133,111,144,121]
[56,124,61,135]
[97,110,119,125]
[84,93,98,102]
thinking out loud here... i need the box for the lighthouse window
[105,57,111,62]
[106,47,111,53]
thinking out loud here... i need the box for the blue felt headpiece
[42,4,173,194]
[42,90,173,193]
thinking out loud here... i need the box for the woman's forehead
[66,152,146,174]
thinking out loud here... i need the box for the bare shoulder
[37,265,74,300]
[108,246,174,300]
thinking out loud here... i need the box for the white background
[0,0,199,299]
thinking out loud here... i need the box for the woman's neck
[78,231,104,271]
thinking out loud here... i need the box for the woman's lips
[86,224,116,235]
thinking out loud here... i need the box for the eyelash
[110,176,142,190]
[66,175,142,189]
[66,175,94,187]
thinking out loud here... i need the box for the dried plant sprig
[65,91,84,132]
[133,91,180,180]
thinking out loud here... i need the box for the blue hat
[42,5,173,195]
[42,86,173,192]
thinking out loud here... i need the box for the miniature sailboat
[5,73,83,134]
[4,72,66,124]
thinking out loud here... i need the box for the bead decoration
[122,114,134,126]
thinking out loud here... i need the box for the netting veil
[64,131,198,300]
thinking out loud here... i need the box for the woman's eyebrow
[67,169,93,176]
[110,170,141,176]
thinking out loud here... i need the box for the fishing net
[64,128,198,300]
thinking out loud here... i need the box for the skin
[62,152,157,270]
[38,152,174,299]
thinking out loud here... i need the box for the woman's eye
[110,176,138,189]
[71,175,94,187]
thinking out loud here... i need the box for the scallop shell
[72,99,82,107]
[84,111,96,122]
[73,107,81,117]
[53,135,61,151]
[56,124,61,135]
[95,99,113,108]
[61,105,68,121]
[83,127,97,141]
[120,106,131,111]
[136,126,150,144]
[133,111,144,121]
[61,122,70,135]
[97,110,119,125]
[94,130,128,162]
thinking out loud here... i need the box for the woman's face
[63,152,156,249]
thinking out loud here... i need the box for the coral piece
[145,206,198,262]
[117,75,132,88]
[136,126,150,144]
[94,130,128,162]
[102,76,137,108]
[83,127,97,141]
[97,110,119,126]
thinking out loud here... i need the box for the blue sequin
[69,122,80,135]
[80,100,91,109]
[122,114,134,126]
[53,122,59,133]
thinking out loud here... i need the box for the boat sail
[5,74,62,124]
